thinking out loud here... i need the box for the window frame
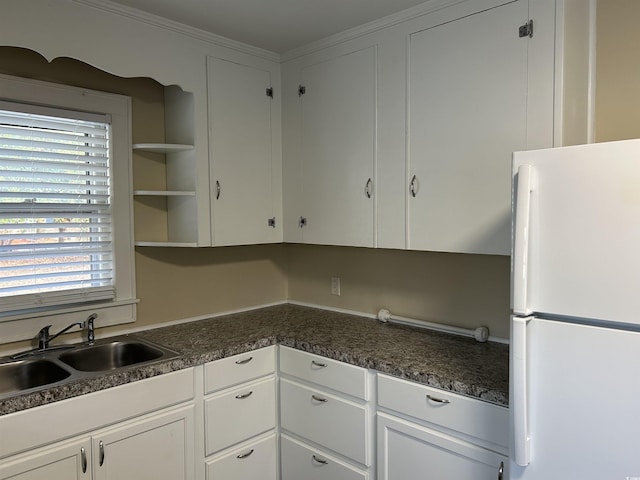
[0,73,136,344]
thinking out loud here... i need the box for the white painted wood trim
[71,0,281,62]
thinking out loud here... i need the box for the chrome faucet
[86,313,97,345]
[37,322,83,350]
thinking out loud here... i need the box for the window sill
[0,299,139,344]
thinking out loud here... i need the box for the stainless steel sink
[0,358,71,397]
[58,340,166,372]
[0,335,180,401]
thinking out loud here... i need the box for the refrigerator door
[512,139,640,325]
[510,316,640,479]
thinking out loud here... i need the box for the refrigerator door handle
[513,316,531,466]
[513,164,534,315]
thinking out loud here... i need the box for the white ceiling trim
[73,0,470,64]
[280,0,468,62]
[72,0,282,62]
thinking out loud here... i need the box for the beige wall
[595,0,640,141]
[287,244,511,338]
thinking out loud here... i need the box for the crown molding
[72,0,281,63]
[281,0,467,62]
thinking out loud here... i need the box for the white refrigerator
[510,139,640,480]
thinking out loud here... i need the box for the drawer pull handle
[235,356,253,365]
[312,455,329,465]
[498,461,504,480]
[235,391,253,399]
[81,447,87,473]
[237,449,254,459]
[99,440,105,466]
[311,394,328,403]
[427,394,451,404]
[311,360,327,368]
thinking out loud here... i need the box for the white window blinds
[0,102,115,313]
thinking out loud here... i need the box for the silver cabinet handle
[311,394,328,403]
[215,180,221,200]
[311,360,327,368]
[235,391,253,399]
[312,455,328,465]
[80,447,87,473]
[235,356,253,365]
[236,449,254,459]
[365,178,373,198]
[410,174,419,197]
[498,461,504,480]
[99,440,105,466]
[427,394,451,404]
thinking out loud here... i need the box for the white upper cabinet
[286,46,377,247]
[208,57,282,245]
[407,0,548,255]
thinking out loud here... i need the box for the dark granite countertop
[0,304,509,416]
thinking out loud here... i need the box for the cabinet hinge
[266,87,274,98]
[298,85,306,97]
[268,217,276,228]
[298,216,307,228]
[518,19,533,38]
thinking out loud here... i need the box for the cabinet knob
[426,394,451,404]
[81,447,87,473]
[410,175,420,197]
[365,178,373,198]
[237,449,255,459]
[312,455,329,465]
[99,440,105,467]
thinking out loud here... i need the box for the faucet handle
[37,325,52,349]
[85,313,97,345]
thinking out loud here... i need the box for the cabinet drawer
[279,346,368,399]
[205,377,276,455]
[281,435,368,480]
[204,346,275,394]
[280,378,368,465]
[377,374,508,448]
[206,434,276,480]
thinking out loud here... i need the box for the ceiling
[107,0,431,53]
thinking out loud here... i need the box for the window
[0,74,136,341]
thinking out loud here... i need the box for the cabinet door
[408,1,530,255]
[92,405,194,480]
[208,57,277,246]
[298,46,376,247]
[0,437,91,480]
[377,413,506,480]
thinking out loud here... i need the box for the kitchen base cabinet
[92,404,194,480]
[205,433,276,480]
[281,435,368,480]
[378,413,506,480]
[0,437,91,480]
[0,405,194,480]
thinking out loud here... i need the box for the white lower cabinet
[202,346,277,480]
[278,346,373,479]
[377,374,508,480]
[281,434,368,480]
[0,437,91,480]
[206,433,276,480]
[92,405,194,480]
[378,413,506,480]
[0,405,194,480]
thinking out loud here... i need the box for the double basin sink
[0,336,180,401]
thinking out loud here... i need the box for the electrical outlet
[331,276,341,296]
